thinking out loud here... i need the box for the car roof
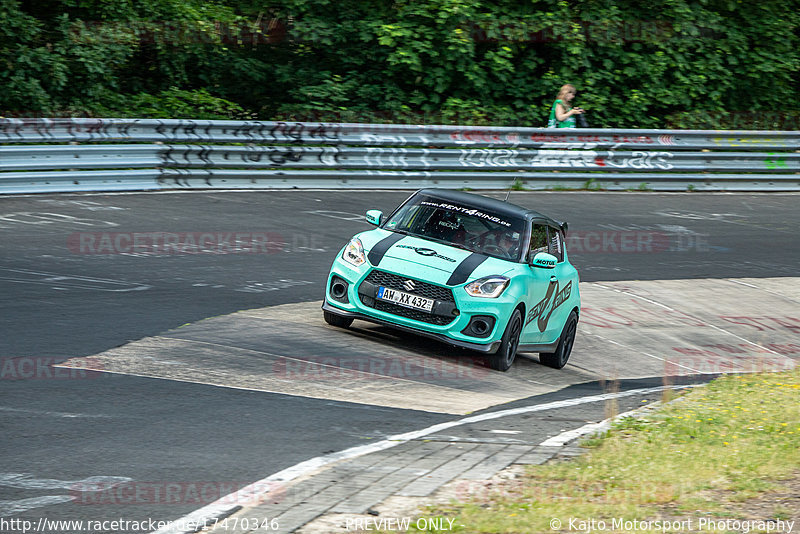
[415,188,564,228]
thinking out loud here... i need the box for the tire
[323,309,354,328]
[539,311,578,369]
[487,309,522,372]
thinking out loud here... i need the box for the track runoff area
[1,190,798,533]
[54,191,799,415]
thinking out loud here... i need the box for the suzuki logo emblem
[403,280,416,291]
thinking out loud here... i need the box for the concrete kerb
[179,385,699,534]
[294,395,684,534]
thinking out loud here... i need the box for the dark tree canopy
[1,0,798,128]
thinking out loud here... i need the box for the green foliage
[96,88,246,119]
[583,178,601,190]
[1,0,798,126]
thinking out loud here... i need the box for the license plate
[376,286,434,312]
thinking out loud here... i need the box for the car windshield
[383,195,526,262]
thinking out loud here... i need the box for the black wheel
[539,311,578,369]
[323,309,353,328]
[487,309,522,372]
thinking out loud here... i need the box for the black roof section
[415,188,564,228]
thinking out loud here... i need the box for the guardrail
[1,118,798,193]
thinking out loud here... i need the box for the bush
[1,0,798,127]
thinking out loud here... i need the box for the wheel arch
[515,301,526,323]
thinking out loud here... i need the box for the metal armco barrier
[1,118,798,193]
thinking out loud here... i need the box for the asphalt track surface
[1,191,798,530]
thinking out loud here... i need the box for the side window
[529,224,548,261]
[547,227,564,262]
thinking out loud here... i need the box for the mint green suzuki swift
[322,189,580,371]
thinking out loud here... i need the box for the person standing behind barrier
[547,84,584,128]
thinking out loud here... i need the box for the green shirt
[547,99,576,128]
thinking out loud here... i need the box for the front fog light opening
[461,315,496,338]
[329,276,350,303]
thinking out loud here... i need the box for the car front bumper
[322,301,502,353]
[324,257,524,354]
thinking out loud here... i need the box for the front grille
[358,270,457,326]
[363,270,453,301]
[359,295,455,325]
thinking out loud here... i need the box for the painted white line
[489,429,521,435]
[151,384,699,534]
[727,279,758,289]
[303,210,363,221]
[539,421,607,447]
[727,278,800,305]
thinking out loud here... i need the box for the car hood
[358,229,514,286]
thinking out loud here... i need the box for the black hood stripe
[447,253,488,286]
[367,233,405,266]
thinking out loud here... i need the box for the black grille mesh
[359,270,456,326]
[363,270,453,301]
[359,295,455,325]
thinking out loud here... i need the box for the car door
[540,226,574,344]
[520,223,555,344]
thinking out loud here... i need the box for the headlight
[342,238,366,267]
[464,276,510,298]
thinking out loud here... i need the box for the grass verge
[412,369,800,533]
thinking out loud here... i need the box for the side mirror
[531,252,557,269]
[365,209,383,226]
